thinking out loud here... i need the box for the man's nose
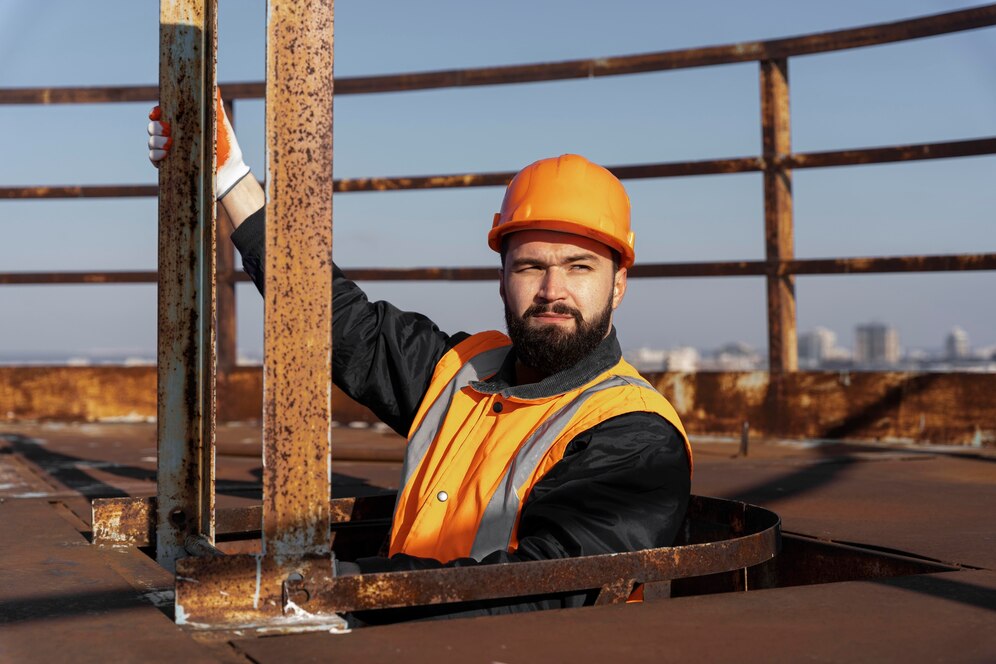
[537,268,568,301]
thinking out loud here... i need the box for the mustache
[523,302,583,324]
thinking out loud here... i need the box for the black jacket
[231,208,690,620]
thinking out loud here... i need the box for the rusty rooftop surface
[1,421,994,662]
[3,2,996,659]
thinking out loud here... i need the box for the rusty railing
[2,6,996,375]
[2,5,996,372]
[36,1,988,631]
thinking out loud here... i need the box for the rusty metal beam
[3,4,994,105]
[262,0,334,560]
[786,137,996,169]
[332,157,765,192]
[92,493,399,547]
[172,496,780,626]
[3,252,995,287]
[315,4,996,95]
[0,271,159,284]
[0,157,764,200]
[0,184,159,199]
[782,254,996,275]
[761,58,797,373]
[155,0,217,571]
[247,252,996,280]
[0,84,163,105]
[5,135,993,202]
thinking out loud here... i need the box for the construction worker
[149,92,691,620]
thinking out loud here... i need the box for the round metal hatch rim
[295,495,781,613]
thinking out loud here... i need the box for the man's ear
[499,268,505,301]
[612,267,627,310]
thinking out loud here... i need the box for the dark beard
[504,296,613,378]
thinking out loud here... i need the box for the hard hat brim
[488,219,635,269]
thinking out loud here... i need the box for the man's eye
[570,264,593,271]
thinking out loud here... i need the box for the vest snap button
[493,401,503,413]
[436,491,449,503]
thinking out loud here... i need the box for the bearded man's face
[499,230,627,377]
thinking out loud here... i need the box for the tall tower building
[945,327,970,360]
[854,323,900,365]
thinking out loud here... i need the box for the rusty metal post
[216,100,238,381]
[263,0,334,559]
[156,0,217,571]
[760,58,797,373]
[739,420,750,457]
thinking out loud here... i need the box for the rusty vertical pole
[216,99,238,389]
[760,58,797,373]
[156,0,217,570]
[263,0,334,559]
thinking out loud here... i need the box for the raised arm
[148,90,467,435]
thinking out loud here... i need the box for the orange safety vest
[389,331,691,562]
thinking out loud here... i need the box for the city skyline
[1,1,994,359]
[4,319,992,370]
[626,320,996,373]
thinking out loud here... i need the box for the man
[149,93,692,619]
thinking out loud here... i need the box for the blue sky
[0,0,994,360]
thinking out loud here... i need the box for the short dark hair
[499,235,620,273]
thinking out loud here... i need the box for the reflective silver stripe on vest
[468,374,656,560]
[396,345,511,520]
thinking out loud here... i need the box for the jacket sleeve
[351,411,691,622]
[229,208,468,436]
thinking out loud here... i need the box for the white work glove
[148,88,251,200]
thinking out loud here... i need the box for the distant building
[627,347,668,373]
[705,342,763,371]
[945,327,970,360]
[854,323,900,366]
[664,347,700,372]
[626,346,700,373]
[798,327,852,368]
[798,327,836,368]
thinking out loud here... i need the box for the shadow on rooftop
[0,433,381,501]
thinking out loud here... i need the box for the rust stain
[155,0,217,570]
[92,496,156,546]
[2,368,994,445]
[650,371,996,445]
[174,496,779,625]
[89,493,397,549]
[262,0,335,559]
[0,367,157,422]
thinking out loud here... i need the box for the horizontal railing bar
[0,271,158,285]
[782,254,996,275]
[6,253,992,286]
[0,85,162,105]
[3,135,994,200]
[334,157,765,193]
[0,184,160,199]
[0,158,762,200]
[2,6,994,104]
[341,254,996,280]
[785,137,996,169]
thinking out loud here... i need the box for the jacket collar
[470,327,622,400]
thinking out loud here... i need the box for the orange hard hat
[488,154,635,268]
